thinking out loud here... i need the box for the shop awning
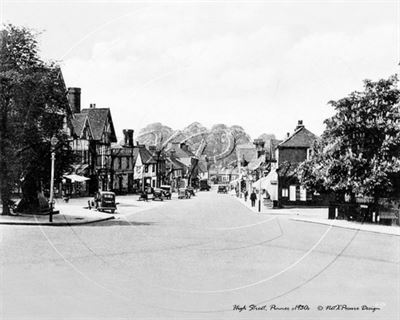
[63,174,90,182]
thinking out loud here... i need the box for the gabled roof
[278,127,318,148]
[55,67,73,117]
[71,113,89,138]
[133,146,156,164]
[167,157,187,170]
[165,142,194,158]
[81,108,117,142]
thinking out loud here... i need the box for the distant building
[165,153,188,190]
[165,142,198,188]
[110,130,135,194]
[133,144,157,191]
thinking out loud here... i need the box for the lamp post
[258,169,262,212]
[237,151,242,198]
[49,136,58,222]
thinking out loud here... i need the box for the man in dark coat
[250,190,257,207]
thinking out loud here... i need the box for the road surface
[1,192,399,319]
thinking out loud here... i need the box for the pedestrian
[250,190,257,207]
[244,190,248,202]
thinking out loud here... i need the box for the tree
[0,25,74,215]
[298,75,400,202]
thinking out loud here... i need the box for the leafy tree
[298,75,400,202]
[0,25,74,214]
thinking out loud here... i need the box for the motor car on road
[94,191,117,213]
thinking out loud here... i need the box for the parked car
[199,179,211,191]
[217,185,228,193]
[94,191,117,213]
[187,187,196,197]
[178,188,191,199]
[152,187,172,201]
[160,185,172,200]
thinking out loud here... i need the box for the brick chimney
[295,120,304,131]
[123,129,134,147]
[89,103,96,108]
[67,87,81,114]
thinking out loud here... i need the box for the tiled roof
[71,114,88,138]
[133,146,157,164]
[167,157,187,170]
[81,108,117,142]
[278,127,318,148]
[166,143,194,158]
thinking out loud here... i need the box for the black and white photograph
[0,0,399,319]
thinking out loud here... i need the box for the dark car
[178,188,192,199]
[160,185,172,200]
[199,179,211,191]
[187,187,196,197]
[217,185,228,193]
[94,191,117,213]
[153,187,172,201]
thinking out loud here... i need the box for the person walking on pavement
[250,190,257,207]
[244,190,249,202]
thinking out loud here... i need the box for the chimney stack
[67,87,81,114]
[127,129,134,147]
[123,129,134,147]
[295,120,304,131]
[89,103,96,109]
[286,132,290,138]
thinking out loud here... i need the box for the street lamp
[258,170,262,212]
[49,136,58,222]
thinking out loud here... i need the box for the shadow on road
[85,219,156,227]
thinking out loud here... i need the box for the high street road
[1,192,399,319]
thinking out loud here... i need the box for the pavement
[0,194,169,226]
[1,191,399,319]
[232,191,400,236]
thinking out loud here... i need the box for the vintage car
[178,188,191,199]
[94,191,117,213]
[217,185,228,194]
[186,187,196,197]
[160,185,172,199]
[152,187,172,201]
[199,179,211,191]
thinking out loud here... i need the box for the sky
[1,0,399,141]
